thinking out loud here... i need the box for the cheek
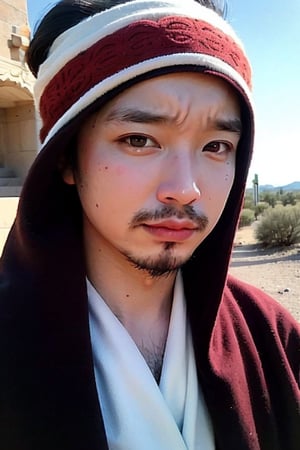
[115,165,127,177]
[203,162,235,209]
[105,162,152,191]
[80,161,147,212]
[224,160,235,185]
[205,160,235,188]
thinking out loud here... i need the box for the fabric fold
[88,273,214,449]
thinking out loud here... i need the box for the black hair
[26,0,227,77]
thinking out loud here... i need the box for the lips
[142,220,198,241]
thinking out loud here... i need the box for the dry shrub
[239,208,255,228]
[255,205,300,246]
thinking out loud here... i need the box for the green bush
[281,192,297,206]
[261,192,276,208]
[254,202,269,219]
[239,208,255,228]
[243,196,255,210]
[255,205,300,246]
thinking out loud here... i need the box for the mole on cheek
[97,165,109,172]
[225,161,232,181]
[96,203,99,208]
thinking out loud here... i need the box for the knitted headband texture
[35,0,253,146]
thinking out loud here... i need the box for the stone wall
[2,103,37,179]
[0,0,28,61]
[0,0,37,187]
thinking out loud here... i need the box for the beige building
[0,0,37,196]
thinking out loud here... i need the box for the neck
[85,232,177,381]
[83,223,177,345]
[86,244,176,315]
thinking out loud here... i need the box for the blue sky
[26,0,300,187]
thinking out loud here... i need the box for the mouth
[142,220,199,242]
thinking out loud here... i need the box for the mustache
[130,205,209,231]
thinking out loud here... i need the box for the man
[0,1,299,449]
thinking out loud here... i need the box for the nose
[156,153,201,206]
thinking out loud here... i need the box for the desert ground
[0,197,19,253]
[1,198,299,322]
[231,223,300,322]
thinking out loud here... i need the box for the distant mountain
[281,181,300,191]
[254,181,300,192]
[259,184,274,191]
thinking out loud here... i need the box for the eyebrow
[214,118,243,135]
[105,108,171,124]
[105,107,242,134]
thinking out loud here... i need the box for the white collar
[88,272,214,449]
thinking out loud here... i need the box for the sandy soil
[230,223,300,322]
[0,197,18,253]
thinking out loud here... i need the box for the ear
[62,166,76,185]
[58,152,76,185]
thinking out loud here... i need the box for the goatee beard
[124,242,189,278]
[124,204,208,277]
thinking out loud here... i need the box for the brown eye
[122,134,159,151]
[203,141,232,153]
[127,135,148,147]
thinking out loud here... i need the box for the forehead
[100,72,241,120]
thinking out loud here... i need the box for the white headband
[35,0,252,146]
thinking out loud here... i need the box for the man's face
[64,72,241,277]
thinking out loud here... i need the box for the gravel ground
[230,226,300,322]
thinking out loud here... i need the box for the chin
[123,244,195,278]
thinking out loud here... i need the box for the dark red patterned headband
[34,1,252,146]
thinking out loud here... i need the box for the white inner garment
[88,272,215,449]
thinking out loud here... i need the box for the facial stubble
[124,205,209,278]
